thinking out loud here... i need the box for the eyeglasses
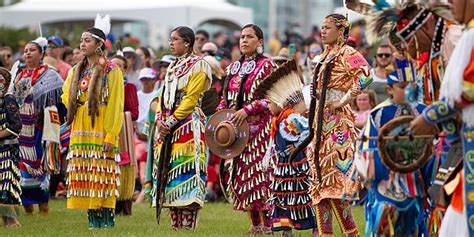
[377,53,391,58]
[168,37,185,43]
[48,44,59,49]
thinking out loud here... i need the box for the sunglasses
[48,44,59,49]
[309,48,321,54]
[377,53,391,58]
[202,50,215,56]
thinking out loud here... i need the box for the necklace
[166,54,192,79]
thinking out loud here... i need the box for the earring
[337,35,344,45]
[95,47,103,55]
[185,44,190,47]
[257,45,263,54]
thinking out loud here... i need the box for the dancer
[219,24,274,235]
[357,60,433,236]
[63,14,124,228]
[293,14,372,236]
[9,37,64,216]
[151,26,211,230]
[0,67,22,227]
[255,59,316,237]
[411,19,474,236]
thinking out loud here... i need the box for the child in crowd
[353,90,377,129]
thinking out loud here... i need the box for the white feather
[116,49,124,57]
[32,37,48,49]
[94,14,111,35]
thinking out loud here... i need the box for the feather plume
[373,0,392,11]
[255,60,303,108]
[94,14,111,35]
[344,0,373,15]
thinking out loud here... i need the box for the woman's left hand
[230,109,248,126]
[103,142,114,153]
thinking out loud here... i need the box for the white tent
[0,0,253,47]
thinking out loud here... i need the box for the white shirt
[137,90,157,132]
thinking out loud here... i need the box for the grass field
[3,200,365,236]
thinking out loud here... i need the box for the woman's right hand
[155,120,170,142]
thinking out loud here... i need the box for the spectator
[201,42,218,56]
[136,46,152,68]
[194,30,209,56]
[215,47,232,71]
[213,31,228,48]
[353,90,377,129]
[71,46,82,66]
[46,35,72,80]
[152,54,175,89]
[123,46,142,91]
[136,67,157,140]
[0,46,14,70]
[306,42,323,66]
[268,31,282,56]
[62,47,74,66]
[368,44,394,103]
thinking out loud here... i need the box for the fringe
[88,208,115,228]
[117,165,135,200]
[33,88,62,115]
[0,157,22,204]
[165,175,206,204]
[67,144,120,161]
[167,159,207,183]
[43,141,61,174]
[66,148,120,199]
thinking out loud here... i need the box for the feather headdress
[344,0,453,44]
[255,60,304,110]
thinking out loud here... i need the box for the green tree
[0,27,35,50]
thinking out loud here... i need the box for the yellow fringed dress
[62,62,124,210]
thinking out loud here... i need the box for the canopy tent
[0,0,253,47]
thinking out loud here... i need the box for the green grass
[3,200,365,236]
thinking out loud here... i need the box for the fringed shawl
[32,69,63,114]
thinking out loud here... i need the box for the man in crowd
[194,30,209,56]
[368,44,394,102]
[46,35,71,80]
